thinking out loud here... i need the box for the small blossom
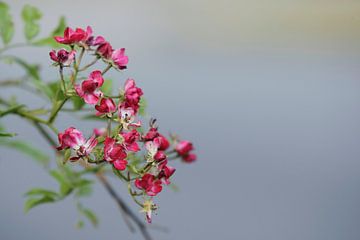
[57,127,98,161]
[57,127,85,151]
[75,70,104,104]
[49,49,76,66]
[118,105,141,130]
[124,79,143,106]
[183,153,197,163]
[135,173,162,196]
[103,137,128,170]
[154,151,166,161]
[145,139,160,161]
[175,140,194,156]
[54,26,92,45]
[95,97,116,116]
[143,127,159,141]
[96,41,113,59]
[141,200,155,223]
[157,160,176,185]
[121,129,140,152]
[112,48,128,70]
[156,134,170,151]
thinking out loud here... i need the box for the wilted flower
[49,49,76,66]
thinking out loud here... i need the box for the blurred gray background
[1,0,360,239]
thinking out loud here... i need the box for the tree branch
[32,122,153,240]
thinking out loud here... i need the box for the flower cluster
[51,26,197,223]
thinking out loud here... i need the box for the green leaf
[0,2,14,45]
[33,16,66,48]
[48,81,65,101]
[75,184,93,197]
[80,207,98,227]
[101,79,113,95]
[0,132,17,137]
[25,188,59,198]
[71,96,85,110]
[24,196,55,213]
[50,170,73,197]
[138,97,147,117]
[0,140,49,167]
[2,56,40,80]
[21,5,42,41]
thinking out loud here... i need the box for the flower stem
[102,64,112,75]
[79,56,99,71]
[48,97,69,124]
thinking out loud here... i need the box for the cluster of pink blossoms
[50,26,196,223]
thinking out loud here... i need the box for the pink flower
[157,160,176,185]
[111,48,128,70]
[156,134,170,151]
[135,173,163,196]
[57,127,98,161]
[121,129,140,152]
[57,127,85,150]
[54,26,92,45]
[103,137,128,170]
[118,105,142,130]
[96,41,113,59]
[49,49,76,66]
[143,128,159,141]
[75,70,104,104]
[154,151,166,161]
[175,140,194,156]
[95,98,116,116]
[183,153,197,163]
[124,79,143,105]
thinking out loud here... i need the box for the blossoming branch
[50,25,197,223]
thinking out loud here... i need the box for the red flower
[121,129,140,152]
[54,26,92,45]
[103,137,128,170]
[157,160,176,185]
[111,48,128,70]
[96,41,113,59]
[49,49,76,66]
[124,79,143,105]
[57,127,85,150]
[75,70,104,104]
[183,153,197,163]
[57,127,98,161]
[95,98,116,116]
[175,140,193,155]
[154,151,166,161]
[156,134,170,151]
[135,173,163,196]
[143,128,159,141]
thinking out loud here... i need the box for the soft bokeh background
[1,0,360,239]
